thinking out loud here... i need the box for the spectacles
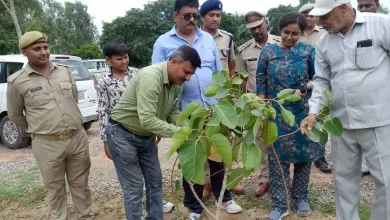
[177,12,199,21]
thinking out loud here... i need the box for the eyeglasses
[177,12,199,21]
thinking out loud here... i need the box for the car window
[83,61,96,70]
[0,62,24,83]
[51,59,92,81]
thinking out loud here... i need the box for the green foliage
[169,69,344,188]
[71,44,103,59]
[267,4,297,35]
[0,0,97,55]
[379,4,390,15]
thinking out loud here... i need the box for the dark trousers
[183,160,232,214]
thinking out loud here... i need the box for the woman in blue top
[256,12,324,220]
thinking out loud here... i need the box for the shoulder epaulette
[7,69,25,83]
[219,29,233,37]
[271,35,281,42]
[238,39,252,52]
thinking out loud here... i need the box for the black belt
[108,118,152,138]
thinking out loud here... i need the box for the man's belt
[34,131,74,141]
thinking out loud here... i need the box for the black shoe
[314,157,332,174]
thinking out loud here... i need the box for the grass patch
[358,200,371,220]
[0,167,46,211]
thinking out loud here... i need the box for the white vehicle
[0,54,98,149]
[83,59,109,79]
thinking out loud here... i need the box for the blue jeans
[106,121,163,220]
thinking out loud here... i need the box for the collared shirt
[213,29,235,70]
[7,63,83,134]
[300,25,327,46]
[309,11,390,129]
[111,62,182,137]
[152,26,222,110]
[97,67,137,142]
[236,35,281,92]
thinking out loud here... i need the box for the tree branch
[216,167,229,220]
[169,156,181,215]
[189,183,216,220]
[0,0,11,14]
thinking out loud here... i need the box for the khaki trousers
[32,129,92,220]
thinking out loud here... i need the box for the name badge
[30,86,42,93]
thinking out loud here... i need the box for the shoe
[314,157,332,174]
[255,182,269,197]
[362,171,371,177]
[202,183,212,198]
[163,199,174,213]
[216,200,242,214]
[231,184,245,194]
[188,212,201,220]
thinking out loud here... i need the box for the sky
[57,0,390,33]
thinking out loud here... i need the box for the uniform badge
[30,86,42,93]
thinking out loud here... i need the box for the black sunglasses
[177,12,200,21]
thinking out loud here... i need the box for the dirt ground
[0,124,339,220]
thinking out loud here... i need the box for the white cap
[309,0,350,16]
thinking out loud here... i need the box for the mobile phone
[357,39,373,48]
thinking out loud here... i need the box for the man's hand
[104,143,112,160]
[156,136,162,144]
[300,114,317,135]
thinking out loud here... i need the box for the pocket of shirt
[201,48,215,66]
[59,81,74,98]
[355,46,376,69]
[27,86,50,105]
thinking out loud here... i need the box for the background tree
[0,0,22,39]
[267,4,297,35]
[379,4,389,14]
[71,44,103,59]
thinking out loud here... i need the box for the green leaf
[280,106,295,127]
[205,125,221,138]
[189,117,203,140]
[216,87,230,98]
[176,101,200,126]
[285,94,302,102]
[226,168,246,190]
[232,77,243,85]
[315,122,325,131]
[245,126,255,145]
[251,109,264,117]
[245,117,256,129]
[237,111,251,127]
[238,70,249,78]
[276,99,285,105]
[191,106,208,118]
[205,101,213,110]
[308,127,322,142]
[205,84,220,97]
[235,96,248,109]
[178,140,207,182]
[253,118,262,137]
[324,118,344,136]
[212,70,227,84]
[210,133,233,168]
[243,93,258,102]
[277,89,295,100]
[263,121,278,146]
[167,126,191,158]
[224,80,233,88]
[232,142,241,161]
[214,100,238,129]
[242,143,262,171]
[207,114,220,126]
[264,105,276,119]
[250,101,266,109]
[199,136,211,156]
[319,106,330,116]
[319,130,329,146]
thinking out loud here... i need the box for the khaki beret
[244,11,267,29]
[19,31,48,50]
[299,3,316,13]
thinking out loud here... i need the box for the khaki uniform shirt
[213,29,235,70]
[111,61,182,138]
[300,25,327,46]
[7,63,83,134]
[236,35,281,92]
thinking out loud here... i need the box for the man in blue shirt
[152,0,242,219]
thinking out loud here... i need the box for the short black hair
[174,0,199,12]
[169,45,201,69]
[102,39,128,57]
[279,12,307,33]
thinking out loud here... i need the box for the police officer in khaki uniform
[299,4,332,174]
[200,0,244,197]
[7,31,92,220]
[299,3,327,46]
[236,11,280,197]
